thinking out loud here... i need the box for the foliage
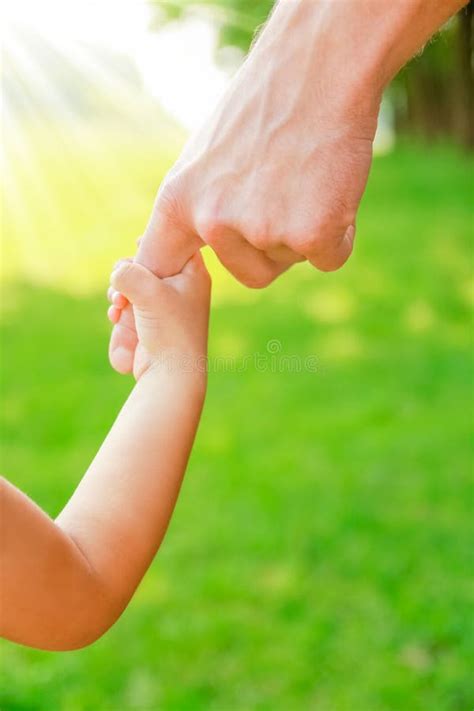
[1,126,473,709]
[153,0,273,51]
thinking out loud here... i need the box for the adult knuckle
[288,207,352,256]
[287,227,319,255]
[195,211,228,247]
[249,232,272,252]
[239,221,272,251]
[317,204,356,237]
[312,211,338,236]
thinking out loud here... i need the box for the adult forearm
[338,0,467,87]
[264,1,467,102]
[108,0,467,374]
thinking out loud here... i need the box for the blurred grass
[0,126,473,711]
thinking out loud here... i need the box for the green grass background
[0,125,473,710]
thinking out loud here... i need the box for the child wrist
[140,351,208,391]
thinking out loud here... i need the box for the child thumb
[111,261,161,307]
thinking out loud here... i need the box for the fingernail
[345,225,356,244]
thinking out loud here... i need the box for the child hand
[107,253,211,381]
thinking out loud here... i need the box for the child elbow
[40,592,124,651]
[51,628,107,651]
[43,611,118,651]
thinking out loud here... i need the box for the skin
[0,254,210,651]
[108,0,467,376]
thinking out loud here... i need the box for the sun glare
[1,0,232,130]
[0,0,236,290]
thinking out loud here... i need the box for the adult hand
[109,0,466,374]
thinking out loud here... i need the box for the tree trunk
[457,0,474,150]
[393,3,473,149]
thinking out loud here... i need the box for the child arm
[0,255,210,650]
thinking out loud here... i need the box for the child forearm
[57,364,206,608]
[1,365,205,651]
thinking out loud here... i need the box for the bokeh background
[1,2,473,710]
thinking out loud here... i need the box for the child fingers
[112,291,128,309]
[107,286,128,309]
[113,256,133,271]
[107,305,121,324]
[109,316,137,374]
[110,261,162,306]
[109,257,134,309]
